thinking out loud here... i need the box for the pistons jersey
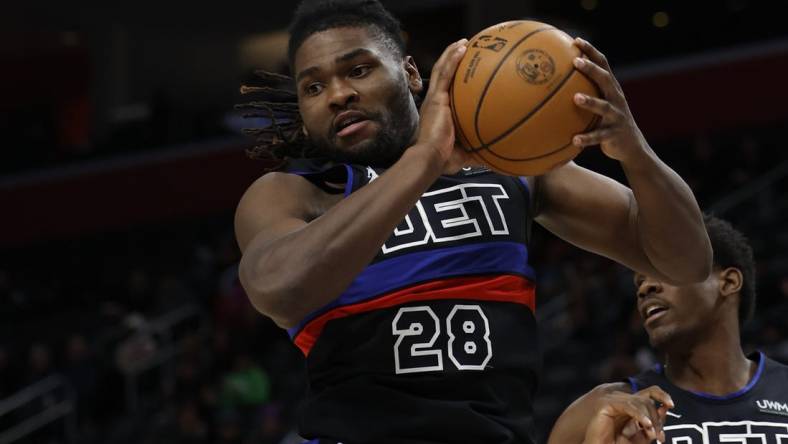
[285,160,540,444]
[629,352,788,444]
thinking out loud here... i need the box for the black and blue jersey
[629,352,788,444]
[283,161,540,444]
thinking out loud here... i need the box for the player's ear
[302,125,309,137]
[719,267,743,297]
[403,55,422,95]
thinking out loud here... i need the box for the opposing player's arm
[549,383,672,444]
[528,38,711,285]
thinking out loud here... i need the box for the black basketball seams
[470,26,555,152]
[474,70,598,162]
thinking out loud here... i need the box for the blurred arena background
[2,1,788,443]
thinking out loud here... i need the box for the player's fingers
[573,127,614,147]
[597,397,658,441]
[572,127,609,147]
[619,421,654,444]
[428,40,462,85]
[617,402,658,441]
[636,385,675,410]
[572,57,619,100]
[574,37,612,72]
[427,39,468,97]
[633,391,669,441]
[620,418,641,438]
[573,93,623,122]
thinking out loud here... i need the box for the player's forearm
[548,389,603,444]
[240,145,443,328]
[622,145,712,284]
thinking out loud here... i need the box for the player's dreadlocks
[237,0,409,170]
[237,70,311,170]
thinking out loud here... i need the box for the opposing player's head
[634,215,756,351]
[288,0,423,167]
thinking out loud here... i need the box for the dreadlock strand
[253,69,294,83]
[235,101,300,113]
[240,85,297,98]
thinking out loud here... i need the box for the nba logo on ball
[451,20,600,176]
[472,35,508,52]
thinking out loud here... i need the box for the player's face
[634,272,720,350]
[294,26,422,167]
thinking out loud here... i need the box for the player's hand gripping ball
[451,20,600,175]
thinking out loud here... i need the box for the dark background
[1,1,787,443]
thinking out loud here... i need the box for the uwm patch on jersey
[286,163,541,444]
[630,352,788,444]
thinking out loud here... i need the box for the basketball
[451,20,600,176]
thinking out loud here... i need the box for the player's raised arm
[530,38,711,285]
[235,38,470,329]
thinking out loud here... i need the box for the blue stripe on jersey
[287,241,535,338]
[655,351,766,400]
[518,176,530,195]
[343,164,353,197]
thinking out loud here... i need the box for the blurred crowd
[0,220,305,444]
[1,124,787,443]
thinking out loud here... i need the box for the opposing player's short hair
[704,215,757,326]
[288,0,407,66]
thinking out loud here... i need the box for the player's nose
[637,276,663,299]
[327,79,359,110]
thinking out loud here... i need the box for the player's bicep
[533,162,663,278]
[234,172,311,253]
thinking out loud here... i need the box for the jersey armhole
[343,164,354,197]
[286,163,353,196]
[517,176,531,204]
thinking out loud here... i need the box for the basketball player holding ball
[234,0,712,442]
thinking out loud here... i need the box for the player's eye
[349,65,371,78]
[304,82,324,96]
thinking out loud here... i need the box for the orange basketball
[451,20,600,176]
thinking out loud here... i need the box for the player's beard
[309,83,418,168]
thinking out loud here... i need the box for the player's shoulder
[253,169,315,188]
[233,173,310,247]
[235,171,333,243]
[242,171,327,203]
[761,352,788,378]
[628,365,667,393]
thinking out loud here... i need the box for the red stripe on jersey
[293,274,535,356]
